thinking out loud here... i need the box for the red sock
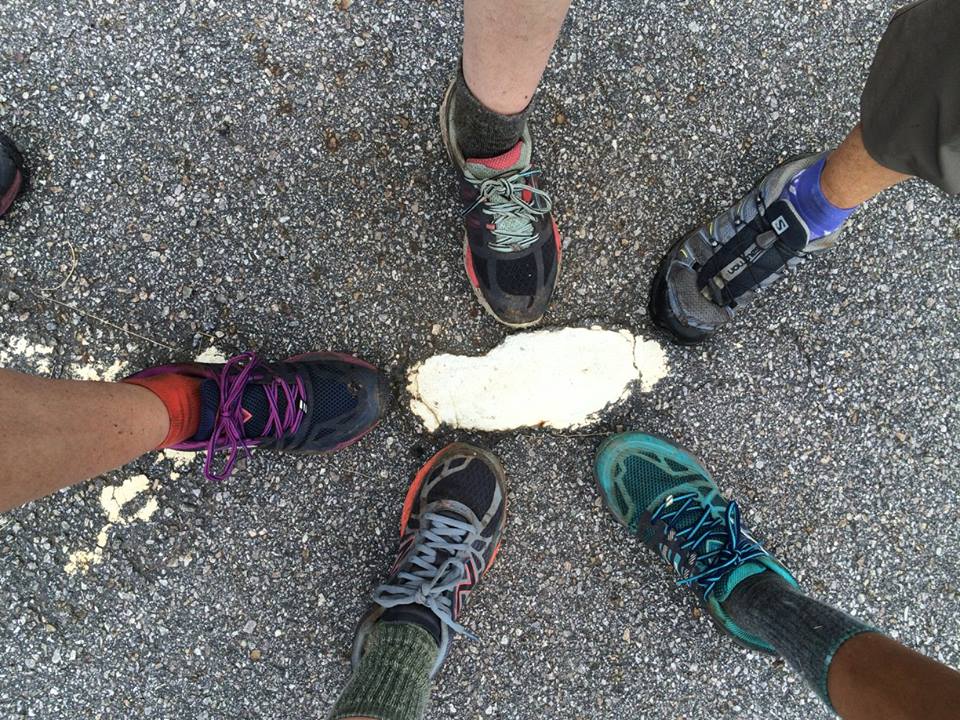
[124,374,202,448]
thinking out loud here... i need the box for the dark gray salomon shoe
[650,153,844,344]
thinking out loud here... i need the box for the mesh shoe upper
[651,153,843,343]
[595,433,798,652]
[0,132,25,217]
[460,143,560,326]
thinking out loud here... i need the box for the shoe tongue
[764,198,811,251]
[714,561,770,602]
[192,379,287,441]
[465,140,527,180]
[380,605,443,646]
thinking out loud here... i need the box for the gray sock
[451,65,533,159]
[723,572,876,707]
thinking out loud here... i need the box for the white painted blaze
[407,327,669,432]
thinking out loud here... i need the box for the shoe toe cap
[651,243,730,344]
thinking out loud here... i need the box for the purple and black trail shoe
[128,351,391,481]
[0,132,26,217]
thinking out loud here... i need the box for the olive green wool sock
[329,622,438,720]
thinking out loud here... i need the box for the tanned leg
[821,124,912,208]
[828,632,960,720]
[0,369,168,511]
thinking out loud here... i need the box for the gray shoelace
[463,169,552,253]
[372,509,486,639]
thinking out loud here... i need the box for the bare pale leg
[0,369,168,511]
[462,0,573,115]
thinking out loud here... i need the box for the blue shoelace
[652,493,768,598]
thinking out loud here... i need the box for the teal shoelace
[652,493,768,598]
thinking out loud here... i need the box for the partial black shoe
[440,80,561,328]
[650,153,843,344]
[0,132,26,217]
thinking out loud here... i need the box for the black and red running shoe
[0,132,26,218]
[351,443,508,677]
[127,351,390,481]
[440,81,561,328]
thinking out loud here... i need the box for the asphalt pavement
[1,1,958,718]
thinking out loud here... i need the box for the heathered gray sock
[723,571,876,707]
[329,622,438,720]
[451,65,533,159]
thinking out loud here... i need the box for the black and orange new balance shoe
[351,443,508,677]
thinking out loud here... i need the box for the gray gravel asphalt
[2,1,959,718]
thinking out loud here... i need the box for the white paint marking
[407,326,669,432]
[64,474,161,575]
[67,358,128,382]
[0,335,55,373]
[158,448,196,469]
[100,474,150,523]
[195,345,227,364]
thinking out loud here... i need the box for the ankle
[722,567,793,615]
[451,65,531,160]
[785,156,858,238]
[331,622,437,720]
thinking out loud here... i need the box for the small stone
[249,649,262,661]
[243,620,257,634]
[431,324,441,336]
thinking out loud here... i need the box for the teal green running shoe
[594,432,799,653]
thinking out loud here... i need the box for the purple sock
[783,156,857,239]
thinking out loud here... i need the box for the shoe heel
[438,79,457,165]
